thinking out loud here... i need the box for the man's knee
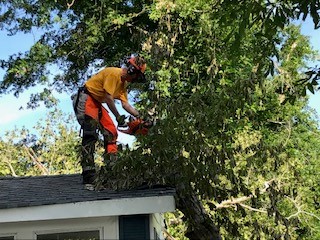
[102,128,117,141]
[82,116,98,142]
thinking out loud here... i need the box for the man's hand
[122,101,139,118]
[116,115,127,127]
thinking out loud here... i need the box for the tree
[1,0,320,239]
[0,109,81,176]
[110,24,320,239]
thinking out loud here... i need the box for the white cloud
[0,110,30,125]
[0,96,26,123]
[0,91,45,129]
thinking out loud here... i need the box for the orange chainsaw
[118,116,153,136]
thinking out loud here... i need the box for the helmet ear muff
[127,63,138,75]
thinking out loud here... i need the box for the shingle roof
[0,174,175,210]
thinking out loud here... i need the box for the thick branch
[175,182,222,240]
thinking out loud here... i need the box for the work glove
[128,115,140,122]
[116,115,127,127]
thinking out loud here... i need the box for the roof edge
[0,195,176,223]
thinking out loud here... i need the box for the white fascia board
[0,195,175,224]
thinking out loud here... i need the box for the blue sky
[297,17,320,118]
[0,18,319,141]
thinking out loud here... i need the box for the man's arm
[105,93,121,119]
[122,101,139,117]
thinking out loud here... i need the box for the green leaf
[307,83,315,94]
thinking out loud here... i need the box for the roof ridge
[0,173,80,181]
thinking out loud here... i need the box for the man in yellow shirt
[73,55,147,184]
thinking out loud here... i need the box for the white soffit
[0,195,175,223]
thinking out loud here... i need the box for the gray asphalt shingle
[0,174,175,210]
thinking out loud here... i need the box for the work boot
[82,169,96,185]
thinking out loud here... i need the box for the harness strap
[73,86,86,114]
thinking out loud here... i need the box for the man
[73,55,147,184]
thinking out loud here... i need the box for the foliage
[1,0,320,239]
[0,0,319,103]
[298,67,320,95]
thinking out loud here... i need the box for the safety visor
[128,58,147,83]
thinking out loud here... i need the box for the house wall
[0,216,117,240]
[150,213,166,240]
[0,214,165,240]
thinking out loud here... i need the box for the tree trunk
[175,186,222,240]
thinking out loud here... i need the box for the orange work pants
[81,95,118,170]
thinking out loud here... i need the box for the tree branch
[67,0,76,9]
[286,40,298,62]
[162,227,176,240]
[286,196,320,221]
[214,179,274,211]
[5,159,18,177]
[107,7,148,33]
[215,196,252,209]
[24,145,49,175]
[239,203,268,213]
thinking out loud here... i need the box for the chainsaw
[118,116,153,136]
